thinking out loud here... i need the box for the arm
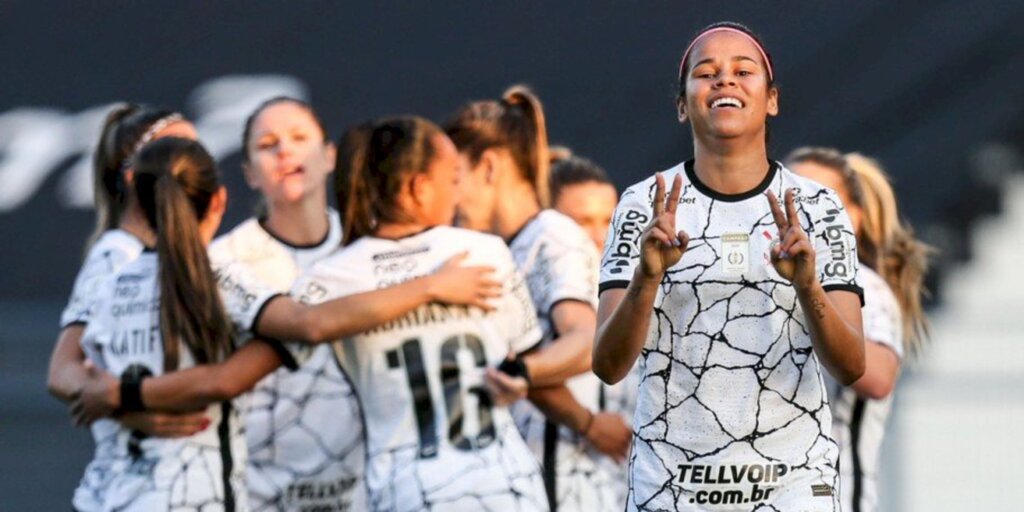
[527,385,631,461]
[522,301,596,386]
[849,341,900,399]
[767,188,865,384]
[258,253,499,343]
[73,340,283,422]
[594,173,688,384]
[47,325,87,402]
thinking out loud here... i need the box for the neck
[692,136,771,194]
[374,220,432,240]
[118,203,157,247]
[492,180,541,241]
[262,192,329,247]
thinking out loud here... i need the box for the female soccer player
[78,137,247,510]
[291,116,548,510]
[447,87,630,511]
[593,22,865,511]
[787,148,931,512]
[46,105,207,512]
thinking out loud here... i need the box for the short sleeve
[211,259,283,335]
[537,235,599,313]
[60,251,121,328]
[599,184,654,293]
[499,262,543,355]
[862,273,904,360]
[808,190,864,305]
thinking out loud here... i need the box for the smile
[710,97,744,109]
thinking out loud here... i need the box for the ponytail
[846,153,934,353]
[134,137,232,372]
[88,103,140,250]
[335,117,444,245]
[503,85,551,208]
[445,84,552,208]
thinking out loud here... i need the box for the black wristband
[497,356,531,386]
[119,374,147,412]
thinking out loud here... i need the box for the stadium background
[1,1,1021,509]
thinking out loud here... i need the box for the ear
[676,96,688,124]
[323,141,337,174]
[480,149,502,185]
[210,186,228,217]
[241,162,261,190]
[408,172,430,208]
[766,87,780,117]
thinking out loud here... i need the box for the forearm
[849,341,900,399]
[527,385,592,434]
[796,283,865,384]
[262,276,439,343]
[523,331,592,386]
[47,327,87,402]
[140,367,231,412]
[594,273,660,384]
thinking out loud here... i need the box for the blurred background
[1,1,1022,509]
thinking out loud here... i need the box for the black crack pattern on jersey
[365,422,547,512]
[626,183,842,511]
[245,345,365,511]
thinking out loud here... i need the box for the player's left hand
[766,189,817,291]
[69,361,118,427]
[484,367,528,406]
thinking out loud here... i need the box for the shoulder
[777,164,847,214]
[86,230,144,265]
[209,218,264,261]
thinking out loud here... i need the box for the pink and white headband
[678,27,773,82]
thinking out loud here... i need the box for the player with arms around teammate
[446,87,630,512]
[593,22,865,511]
[77,137,249,511]
[788,148,931,512]
[292,116,549,511]
[45,106,210,512]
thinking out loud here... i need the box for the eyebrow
[691,55,760,68]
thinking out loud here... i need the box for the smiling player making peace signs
[593,21,865,512]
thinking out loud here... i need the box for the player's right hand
[119,411,211,438]
[639,173,689,279]
[428,251,501,311]
[584,412,632,463]
[69,361,117,427]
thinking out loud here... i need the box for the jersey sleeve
[808,189,864,305]
[77,277,116,370]
[537,234,600,313]
[862,275,905,360]
[59,249,123,328]
[492,245,543,354]
[211,258,283,336]
[599,183,654,293]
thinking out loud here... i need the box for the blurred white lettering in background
[0,75,308,213]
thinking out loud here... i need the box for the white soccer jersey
[80,252,249,512]
[292,226,548,512]
[61,229,145,328]
[827,266,902,512]
[507,210,620,512]
[600,160,862,511]
[208,212,368,512]
[64,230,145,512]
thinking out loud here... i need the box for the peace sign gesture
[765,188,817,290]
[639,173,690,279]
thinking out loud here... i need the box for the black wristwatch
[119,364,152,413]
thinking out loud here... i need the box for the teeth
[712,97,743,108]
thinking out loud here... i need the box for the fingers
[652,173,666,217]
[665,174,683,216]
[784,188,801,226]
[676,230,690,253]
[765,190,788,234]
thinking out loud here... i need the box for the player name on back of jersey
[365,303,486,336]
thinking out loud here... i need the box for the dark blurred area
[1,1,1021,509]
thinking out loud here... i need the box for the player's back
[293,226,548,511]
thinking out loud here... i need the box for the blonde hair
[846,152,934,353]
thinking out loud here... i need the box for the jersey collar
[684,159,779,202]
